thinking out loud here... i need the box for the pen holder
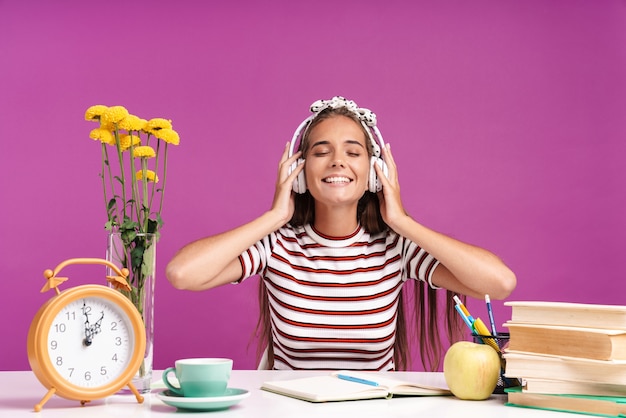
[471,332,519,394]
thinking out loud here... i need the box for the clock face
[46,296,136,388]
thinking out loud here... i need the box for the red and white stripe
[239,224,439,370]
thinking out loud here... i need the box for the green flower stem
[128,140,142,228]
[141,158,150,232]
[100,143,110,215]
[147,136,160,217]
[158,142,169,216]
[112,127,128,223]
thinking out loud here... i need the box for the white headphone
[288,97,389,194]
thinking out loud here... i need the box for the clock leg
[34,387,56,412]
[127,382,145,404]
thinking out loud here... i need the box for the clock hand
[84,312,105,346]
[92,312,105,337]
[82,301,93,346]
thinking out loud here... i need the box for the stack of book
[502,301,626,417]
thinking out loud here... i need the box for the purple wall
[1,0,625,371]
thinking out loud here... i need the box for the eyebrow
[310,139,366,149]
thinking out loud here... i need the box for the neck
[312,203,359,237]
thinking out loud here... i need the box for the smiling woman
[165,96,516,372]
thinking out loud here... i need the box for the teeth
[323,177,351,184]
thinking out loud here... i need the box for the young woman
[166,96,516,371]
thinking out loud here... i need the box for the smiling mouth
[323,176,352,184]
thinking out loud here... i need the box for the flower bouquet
[85,104,180,392]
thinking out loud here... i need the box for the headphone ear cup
[291,158,306,194]
[369,157,389,193]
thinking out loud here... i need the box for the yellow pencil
[472,317,501,353]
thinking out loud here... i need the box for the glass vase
[106,232,157,394]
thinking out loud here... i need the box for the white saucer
[156,388,250,411]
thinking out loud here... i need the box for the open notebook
[261,371,451,402]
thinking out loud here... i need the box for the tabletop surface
[1,370,566,417]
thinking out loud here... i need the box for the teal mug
[162,358,233,397]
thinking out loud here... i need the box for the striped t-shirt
[238,223,440,371]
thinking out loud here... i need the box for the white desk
[1,370,564,417]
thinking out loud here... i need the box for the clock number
[65,311,76,321]
[100,366,107,376]
[115,337,122,346]
[54,323,66,333]
[56,356,63,366]
[68,367,74,377]
[85,371,91,381]
[112,353,118,362]
[110,321,118,331]
[50,340,57,350]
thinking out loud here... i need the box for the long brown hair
[255,107,464,370]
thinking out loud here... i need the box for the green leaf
[146,218,159,234]
[107,198,117,211]
[121,217,139,230]
[121,229,137,244]
[131,246,145,268]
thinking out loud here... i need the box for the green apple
[443,341,501,400]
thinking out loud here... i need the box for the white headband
[310,96,377,127]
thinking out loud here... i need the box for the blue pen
[485,294,497,335]
[337,374,379,387]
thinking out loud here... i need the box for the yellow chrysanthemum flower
[85,105,109,122]
[155,128,180,145]
[146,118,172,131]
[89,128,115,145]
[133,145,156,159]
[99,120,115,131]
[101,105,130,126]
[136,170,159,183]
[117,114,146,131]
[119,133,142,151]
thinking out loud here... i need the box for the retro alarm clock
[27,258,146,411]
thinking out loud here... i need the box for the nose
[331,159,345,168]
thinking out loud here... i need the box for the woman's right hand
[270,142,303,225]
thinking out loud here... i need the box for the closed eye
[312,150,330,157]
[309,140,366,158]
